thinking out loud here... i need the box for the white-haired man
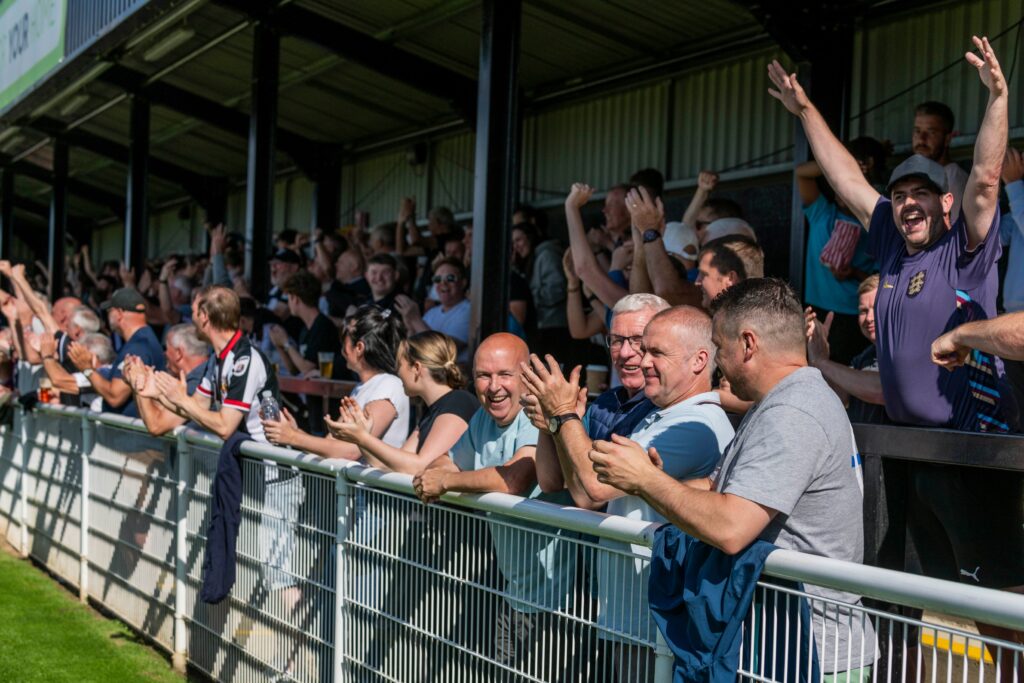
[522,305,734,680]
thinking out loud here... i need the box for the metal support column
[0,166,13,260]
[48,140,68,299]
[469,0,522,345]
[313,158,341,232]
[245,23,279,299]
[125,96,150,272]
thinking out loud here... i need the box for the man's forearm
[640,470,753,554]
[441,465,531,496]
[798,104,873,225]
[89,374,130,408]
[534,432,565,493]
[953,313,1024,361]
[556,421,620,504]
[682,186,710,228]
[815,359,884,406]
[175,395,238,439]
[973,91,1009,190]
[42,358,79,394]
[644,242,700,307]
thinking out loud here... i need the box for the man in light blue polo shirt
[521,305,734,681]
[412,333,575,671]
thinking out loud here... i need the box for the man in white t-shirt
[521,305,734,680]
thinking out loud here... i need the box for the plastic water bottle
[258,390,281,421]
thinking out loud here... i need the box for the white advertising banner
[0,0,65,111]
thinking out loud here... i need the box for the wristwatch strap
[642,229,661,244]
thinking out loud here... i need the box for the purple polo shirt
[868,197,1010,431]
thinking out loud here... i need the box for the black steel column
[0,167,13,260]
[125,95,150,272]
[313,158,341,231]
[469,0,521,346]
[49,140,68,299]
[245,23,279,299]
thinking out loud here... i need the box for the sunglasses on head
[432,274,460,284]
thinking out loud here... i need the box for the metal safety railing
[0,404,1022,682]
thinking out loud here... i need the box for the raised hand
[153,370,188,407]
[68,341,96,371]
[966,35,1006,96]
[519,393,548,431]
[1003,147,1024,184]
[697,171,719,193]
[209,223,226,255]
[804,306,832,366]
[767,60,811,116]
[625,186,664,232]
[39,332,56,358]
[0,260,11,278]
[159,258,178,283]
[119,262,137,288]
[519,354,581,418]
[566,183,594,209]
[610,241,634,271]
[393,294,422,325]
[324,397,373,444]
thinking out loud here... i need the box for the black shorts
[907,463,1024,589]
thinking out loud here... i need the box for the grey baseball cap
[885,154,948,194]
[100,287,147,312]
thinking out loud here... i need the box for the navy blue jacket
[200,432,251,604]
[648,525,820,682]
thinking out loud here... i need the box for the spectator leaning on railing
[262,306,409,459]
[323,331,476,475]
[70,287,164,417]
[411,333,576,670]
[122,323,212,436]
[522,304,733,679]
[590,278,875,680]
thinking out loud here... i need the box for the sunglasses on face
[433,274,460,284]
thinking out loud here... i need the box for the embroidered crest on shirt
[907,270,926,297]
[232,356,250,376]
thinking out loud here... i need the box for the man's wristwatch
[547,413,581,435]
[83,368,94,379]
[642,229,661,244]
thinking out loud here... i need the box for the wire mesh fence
[0,405,1022,683]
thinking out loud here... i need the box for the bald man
[412,332,575,671]
[521,305,735,678]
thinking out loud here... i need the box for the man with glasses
[395,257,471,362]
[521,304,734,681]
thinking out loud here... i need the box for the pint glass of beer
[318,352,335,379]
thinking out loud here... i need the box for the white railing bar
[345,463,663,546]
[763,549,1024,632]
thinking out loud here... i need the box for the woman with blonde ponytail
[325,331,477,473]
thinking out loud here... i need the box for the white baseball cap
[702,217,757,245]
[663,221,699,260]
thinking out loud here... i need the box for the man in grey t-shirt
[592,278,875,678]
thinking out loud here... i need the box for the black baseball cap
[100,287,147,312]
[270,248,302,265]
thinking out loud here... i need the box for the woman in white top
[325,331,478,474]
[262,306,410,459]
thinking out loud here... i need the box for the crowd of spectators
[0,36,1022,679]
